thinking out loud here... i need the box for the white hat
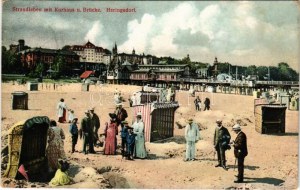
[232,124,241,131]
[216,119,222,124]
[136,112,142,116]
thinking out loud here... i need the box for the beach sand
[1,82,298,189]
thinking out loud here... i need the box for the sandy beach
[1,82,298,189]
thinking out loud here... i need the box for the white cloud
[84,21,102,43]
[119,14,156,53]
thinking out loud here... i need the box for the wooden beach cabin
[254,105,286,134]
[133,102,179,142]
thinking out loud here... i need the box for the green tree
[256,66,268,80]
[52,54,66,78]
[245,65,257,75]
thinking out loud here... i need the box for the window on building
[171,75,175,79]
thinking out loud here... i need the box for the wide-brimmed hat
[232,124,241,131]
[109,113,117,119]
[84,110,90,114]
[216,119,222,124]
[187,118,193,122]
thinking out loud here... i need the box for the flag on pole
[18,164,29,181]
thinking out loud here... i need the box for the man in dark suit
[80,110,96,154]
[214,119,231,170]
[232,124,248,183]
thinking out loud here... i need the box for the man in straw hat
[213,119,231,170]
[231,124,248,183]
[80,110,96,154]
[89,107,100,146]
[184,118,200,161]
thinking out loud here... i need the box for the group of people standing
[105,103,147,160]
[194,96,211,111]
[185,119,248,183]
[63,100,147,160]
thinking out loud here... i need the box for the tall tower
[112,42,118,56]
[212,57,219,77]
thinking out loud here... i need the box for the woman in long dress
[104,113,118,155]
[132,113,147,158]
[46,120,66,172]
[57,98,67,123]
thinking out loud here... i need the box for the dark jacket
[91,113,100,129]
[80,117,93,135]
[214,126,231,147]
[234,131,248,158]
[204,98,210,106]
[115,108,128,124]
[194,98,201,105]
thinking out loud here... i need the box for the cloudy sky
[2,1,299,70]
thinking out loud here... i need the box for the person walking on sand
[79,110,96,154]
[46,120,66,173]
[57,98,68,123]
[204,97,210,111]
[132,113,147,159]
[104,113,118,155]
[185,118,200,161]
[213,119,231,170]
[69,118,79,153]
[231,124,248,183]
[194,96,201,111]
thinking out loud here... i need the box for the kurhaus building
[69,41,111,65]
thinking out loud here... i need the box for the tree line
[2,46,299,81]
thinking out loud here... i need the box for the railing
[256,81,299,85]
[176,78,299,86]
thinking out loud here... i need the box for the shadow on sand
[226,165,260,171]
[244,177,284,185]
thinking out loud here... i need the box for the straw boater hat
[84,110,89,114]
[89,107,95,111]
[216,119,222,124]
[187,118,193,122]
[232,124,241,131]
[136,112,142,117]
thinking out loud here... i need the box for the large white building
[69,41,111,64]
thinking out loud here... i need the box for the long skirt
[58,109,66,123]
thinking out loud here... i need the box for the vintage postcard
[1,0,299,189]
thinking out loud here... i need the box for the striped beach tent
[132,102,179,142]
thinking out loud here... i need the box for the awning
[80,70,94,79]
